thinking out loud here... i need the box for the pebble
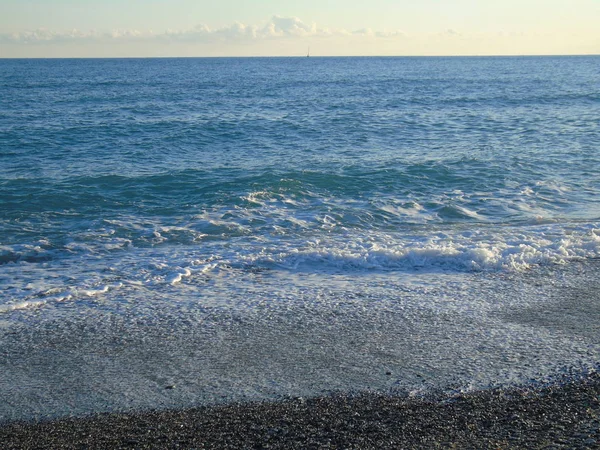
[1,371,599,449]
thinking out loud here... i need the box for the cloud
[376,30,407,39]
[1,28,150,44]
[352,28,374,37]
[440,28,462,37]
[212,22,258,40]
[2,28,97,44]
[1,16,407,45]
[263,16,316,37]
[108,29,144,39]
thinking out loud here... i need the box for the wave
[2,222,599,316]
[0,283,125,314]
[242,223,600,273]
[3,218,599,273]
[0,245,56,265]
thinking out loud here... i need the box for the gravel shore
[2,371,600,449]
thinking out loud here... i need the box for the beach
[2,370,599,449]
[2,56,600,448]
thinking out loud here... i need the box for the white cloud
[352,28,374,37]
[2,28,97,44]
[214,22,258,40]
[376,30,407,39]
[263,16,316,37]
[0,16,407,45]
[162,24,210,41]
[1,27,151,44]
[2,15,595,56]
[108,29,143,39]
[441,28,462,37]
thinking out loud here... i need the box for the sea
[1,56,599,421]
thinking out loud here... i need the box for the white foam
[380,201,424,218]
[0,243,55,263]
[167,268,192,285]
[2,219,599,319]
[520,186,534,196]
[453,205,481,219]
[243,190,272,205]
[0,300,47,313]
[241,223,600,273]
[167,263,218,285]
[103,238,132,251]
[0,281,126,314]
[79,283,123,297]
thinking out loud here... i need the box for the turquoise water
[1,56,600,420]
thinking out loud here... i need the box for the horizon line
[1,53,599,60]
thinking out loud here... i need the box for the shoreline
[2,371,599,449]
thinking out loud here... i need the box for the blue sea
[1,56,600,421]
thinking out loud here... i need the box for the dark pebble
[1,371,600,449]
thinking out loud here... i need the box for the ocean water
[1,56,600,421]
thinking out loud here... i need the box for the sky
[1,0,599,57]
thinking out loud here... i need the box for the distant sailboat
[307,47,310,57]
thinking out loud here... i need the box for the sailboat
[307,46,310,57]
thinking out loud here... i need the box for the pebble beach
[2,56,600,449]
[2,370,600,449]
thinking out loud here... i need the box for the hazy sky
[1,0,599,57]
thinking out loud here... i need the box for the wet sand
[2,371,599,449]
